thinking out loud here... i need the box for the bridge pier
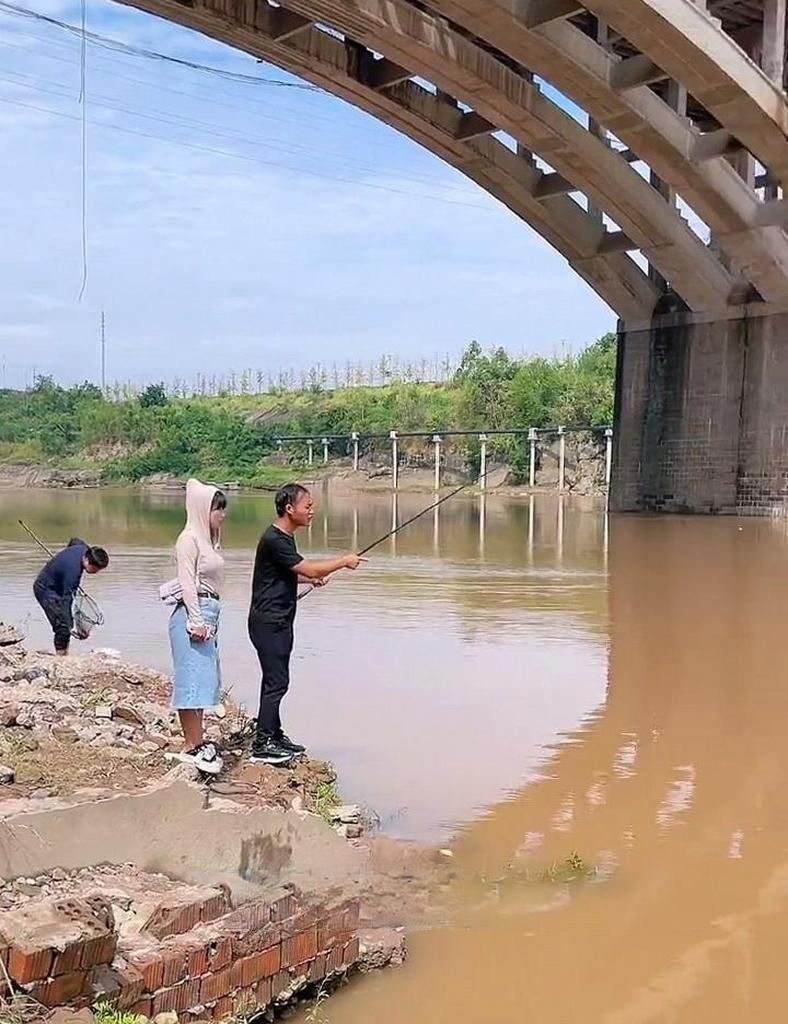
[611,303,788,515]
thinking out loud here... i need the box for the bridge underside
[113,0,788,512]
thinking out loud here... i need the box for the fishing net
[71,590,104,640]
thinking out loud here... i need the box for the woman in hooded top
[169,478,227,775]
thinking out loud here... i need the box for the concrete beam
[269,7,313,42]
[533,172,575,198]
[425,0,788,302]
[762,0,787,86]
[364,56,410,89]
[582,0,788,186]
[597,230,637,254]
[270,0,733,310]
[692,130,743,162]
[754,199,788,227]
[611,54,669,91]
[519,0,584,29]
[455,111,496,140]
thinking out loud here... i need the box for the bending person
[33,538,109,656]
[248,483,363,765]
[169,478,227,775]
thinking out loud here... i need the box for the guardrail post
[351,431,359,471]
[528,427,537,488]
[390,430,398,489]
[479,433,487,490]
[307,438,313,466]
[322,437,329,464]
[605,427,613,489]
[558,426,566,492]
[432,434,441,490]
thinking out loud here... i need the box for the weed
[305,984,331,1024]
[93,1002,147,1024]
[534,852,596,884]
[309,777,341,823]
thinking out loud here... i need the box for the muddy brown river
[2,487,787,1021]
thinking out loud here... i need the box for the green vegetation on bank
[0,335,615,485]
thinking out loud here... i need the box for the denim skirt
[169,597,222,710]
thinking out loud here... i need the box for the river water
[2,487,788,1021]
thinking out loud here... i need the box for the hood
[184,478,220,546]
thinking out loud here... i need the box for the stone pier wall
[611,304,788,515]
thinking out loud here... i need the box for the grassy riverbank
[0,336,615,486]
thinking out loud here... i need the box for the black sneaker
[276,732,306,754]
[249,738,296,765]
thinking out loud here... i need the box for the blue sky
[0,0,614,390]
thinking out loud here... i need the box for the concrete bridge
[116,0,788,514]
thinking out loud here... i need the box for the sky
[0,0,615,390]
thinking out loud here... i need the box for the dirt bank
[0,430,607,495]
[0,628,453,1021]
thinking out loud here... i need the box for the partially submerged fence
[273,426,614,492]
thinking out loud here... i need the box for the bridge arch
[116,0,788,320]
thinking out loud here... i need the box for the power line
[0,92,494,211]
[0,64,480,197]
[0,1,320,91]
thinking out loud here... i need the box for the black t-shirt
[249,525,304,624]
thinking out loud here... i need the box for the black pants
[33,583,72,652]
[249,617,294,743]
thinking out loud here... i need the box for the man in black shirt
[248,483,363,764]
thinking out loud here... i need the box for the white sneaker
[180,741,223,775]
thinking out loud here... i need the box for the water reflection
[322,512,788,1023]
[0,487,608,841]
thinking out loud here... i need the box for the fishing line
[77,0,88,302]
[299,461,498,600]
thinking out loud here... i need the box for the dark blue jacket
[34,539,87,600]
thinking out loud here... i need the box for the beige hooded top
[175,478,225,629]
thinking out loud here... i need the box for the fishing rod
[299,463,496,600]
[18,519,91,600]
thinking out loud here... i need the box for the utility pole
[100,310,106,394]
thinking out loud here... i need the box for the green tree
[139,382,168,408]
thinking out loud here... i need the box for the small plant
[310,778,341,822]
[305,984,330,1024]
[93,1003,148,1024]
[536,852,596,884]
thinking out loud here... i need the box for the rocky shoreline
[0,626,453,1024]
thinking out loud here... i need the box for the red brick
[211,995,233,1020]
[52,942,83,976]
[326,944,344,974]
[232,946,281,988]
[308,954,327,983]
[269,891,298,923]
[207,935,232,973]
[271,970,291,999]
[152,978,201,1016]
[8,945,53,984]
[81,932,118,969]
[232,985,259,1016]
[129,952,164,992]
[184,932,231,977]
[317,900,359,951]
[160,947,188,987]
[342,937,360,966]
[281,928,318,970]
[92,961,145,1010]
[221,900,269,936]
[200,888,232,925]
[145,889,230,941]
[256,976,273,1008]
[130,997,153,1018]
[29,969,90,1007]
[280,906,322,937]
[230,922,282,959]
[200,966,234,1005]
